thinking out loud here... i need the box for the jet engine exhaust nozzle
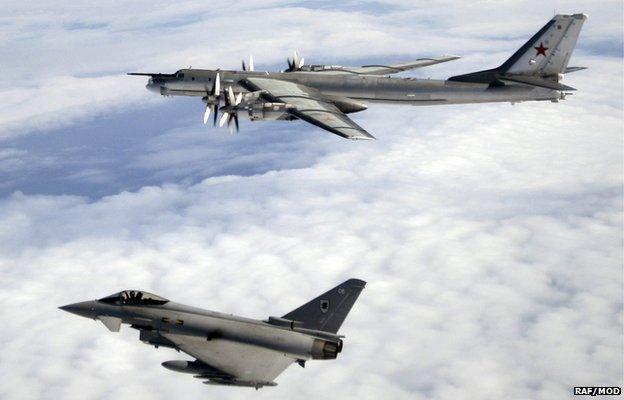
[310,339,343,360]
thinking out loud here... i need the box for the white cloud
[0,75,152,137]
[1,84,622,400]
[0,1,622,400]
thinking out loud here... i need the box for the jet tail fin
[281,278,366,334]
[449,14,587,85]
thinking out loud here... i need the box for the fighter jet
[59,279,366,389]
[129,14,587,140]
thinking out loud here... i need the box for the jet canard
[129,14,587,140]
[60,279,366,389]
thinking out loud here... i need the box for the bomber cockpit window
[97,291,169,306]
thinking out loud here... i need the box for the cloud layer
[0,1,622,400]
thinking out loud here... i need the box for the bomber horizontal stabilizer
[564,66,588,74]
[499,75,576,91]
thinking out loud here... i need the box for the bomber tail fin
[498,13,587,76]
[449,14,587,88]
[281,278,366,334]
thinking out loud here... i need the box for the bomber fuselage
[148,68,562,107]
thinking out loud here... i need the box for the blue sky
[0,1,622,399]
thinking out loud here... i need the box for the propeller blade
[299,57,304,68]
[227,87,235,105]
[293,51,300,69]
[287,58,293,71]
[235,92,242,105]
[214,73,220,94]
[226,114,239,135]
[203,105,211,124]
[242,59,246,71]
[227,114,236,135]
[249,55,254,72]
[219,112,229,127]
[212,104,218,126]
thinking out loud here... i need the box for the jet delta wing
[60,279,366,390]
[160,333,293,387]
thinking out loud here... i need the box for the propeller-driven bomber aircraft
[60,279,366,389]
[129,14,587,140]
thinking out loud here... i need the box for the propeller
[241,55,254,72]
[202,72,221,125]
[286,51,304,71]
[218,86,243,134]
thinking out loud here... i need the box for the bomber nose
[146,78,162,94]
[59,301,97,319]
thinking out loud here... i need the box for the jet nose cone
[59,301,97,319]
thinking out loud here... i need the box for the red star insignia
[534,42,548,57]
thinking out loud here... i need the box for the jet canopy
[98,290,169,306]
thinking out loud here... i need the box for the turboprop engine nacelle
[249,102,291,121]
[310,338,343,360]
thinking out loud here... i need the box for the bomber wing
[348,55,461,75]
[242,77,375,140]
[161,332,294,388]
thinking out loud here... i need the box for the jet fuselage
[61,299,341,361]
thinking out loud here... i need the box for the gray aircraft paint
[130,14,587,139]
[60,279,366,389]
[160,71,559,105]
